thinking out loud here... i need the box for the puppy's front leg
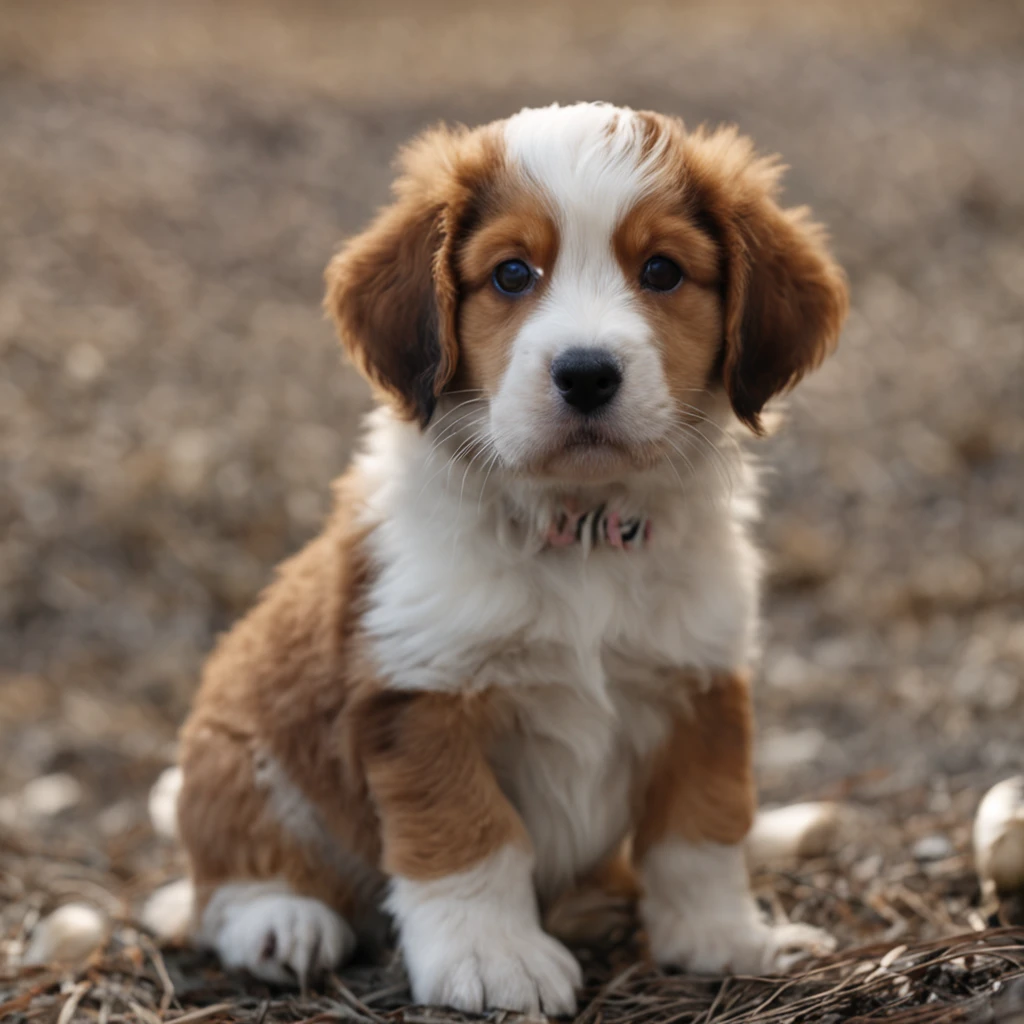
[354,690,581,1014]
[635,673,834,975]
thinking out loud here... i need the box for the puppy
[172,102,848,1014]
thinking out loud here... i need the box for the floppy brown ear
[324,130,468,426]
[687,128,848,433]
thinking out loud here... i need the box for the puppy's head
[326,103,847,482]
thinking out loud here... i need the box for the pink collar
[544,502,651,553]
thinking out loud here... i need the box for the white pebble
[757,729,827,770]
[21,773,82,818]
[913,834,955,862]
[974,776,1024,896]
[23,903,106,965]
[148,765,183,840]
[747,801,853,866]
[141,877,194,941]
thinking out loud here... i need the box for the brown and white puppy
[171,102,848,1014]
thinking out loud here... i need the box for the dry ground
[1,1,1023,1021]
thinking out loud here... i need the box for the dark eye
[492,259,534,295]
[641,256,684,293]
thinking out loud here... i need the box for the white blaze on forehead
[502,102,665,227]
[502,103,667,325]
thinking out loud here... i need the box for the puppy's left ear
[325,128,471,426]
[691,129,849,433]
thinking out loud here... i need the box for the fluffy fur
[169,102,848,1011]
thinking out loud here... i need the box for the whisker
[665,424,736,500]
[415,411,490,505]
[445,435,483,488]
[427,397,489,436]
[421,402,490,465]
[415,431,490,533]
[452,440,497,552]
[657,436,692,498]
[476,448,503,516]
[672,402,739,442]
[661,423,739,508]
[660,433,698,479]
[671,419,738,478]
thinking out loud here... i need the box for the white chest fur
[489,674,676,896]
[357,414,761,893]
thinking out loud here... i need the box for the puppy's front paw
[640,841,835,977]
[407,919,581,1015]
[210,889,356,985]
[391,848,581,1014]
[647,909,835,975]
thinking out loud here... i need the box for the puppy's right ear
[325,129,470,426]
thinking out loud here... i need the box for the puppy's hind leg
[177,726,363,986]
[199,881,355,987]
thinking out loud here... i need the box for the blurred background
[1,0,1023,943]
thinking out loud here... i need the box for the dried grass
[3,821,1023,1024]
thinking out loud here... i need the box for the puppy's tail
[142,765,195,941]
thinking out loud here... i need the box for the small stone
[148,765,183,840]
[97,799,138,837]
[23,903,106,965]
[852,853,884,883]
[66,342,105,383]
[913,834,955,862]
[767,653,812,691]
[20,773,82,818]
[757,728,827,770]
[748,802,854,866]
[141,878,194,941]
[974,776,1024,896]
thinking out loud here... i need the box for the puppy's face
[327,104,847,484]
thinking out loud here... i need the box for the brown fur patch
[324,125,504,426]
[633,673,756,856]
[451,200,559,397]
[352,688,530,881]
[613,200,724,408]
[177,470,390,920]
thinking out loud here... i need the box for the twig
[57,982,92,1024]
[140,934,177,1014]
[166,1004,238,1024]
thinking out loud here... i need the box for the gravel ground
[1,0,1023,1019]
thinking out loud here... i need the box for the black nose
[551,347,622,414]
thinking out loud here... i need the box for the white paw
[390,847,582,1015]
[640,840,836,977]
[648,912,836,975]
[406,920,582,1015]
[211,891,355,985]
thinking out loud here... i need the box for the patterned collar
[544,502,651,554]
